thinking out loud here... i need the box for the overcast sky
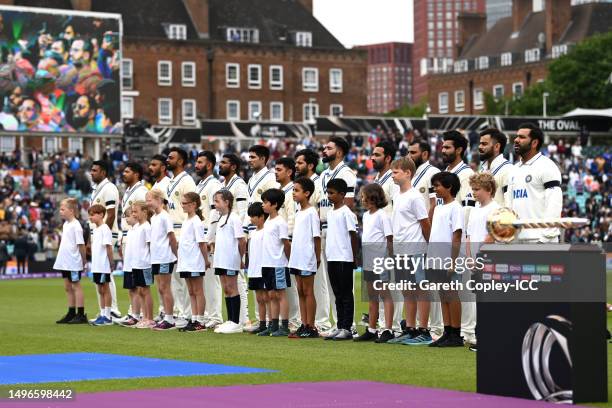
[313,0,413,48]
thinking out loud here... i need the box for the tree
[385,100,427,117]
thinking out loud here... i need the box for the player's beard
[373,159,385,172]
[442,152,455,164]
[218,167,229,177]
[479,148,493,162]
[412,156,424,168]
[196,168,207,178]
[321,152,335,163]
[514,142,530,157]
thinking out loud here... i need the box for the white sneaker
[175,317,189,329]
[112,315,130,325]
[214,321,232,333]
[205,320,221,329]
[320,328,339,338]
[217,321,243,334]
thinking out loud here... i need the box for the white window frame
[269,65,283,90]
[525,48,541,63]
[501,52,512,66]
[476,56,489,70]
[68,137,83,154]
[226,27,259,43]
[493,85,504,101]
[329,68,343,93]
[0,135,15,153]
[121,97,134,119]
[121,58,133,90]
[454,90,464,112]
[330,104,343,116]
[302,67,318,92]
[158,98,173,125]
[42,137,59,154]
[226,63,240,88]
[157,60,172,86]
[248,101,262,121]
[438,92,449,114]
[512,82,524,99]
[270,102,283,122]
[473,88,484,110]
[303,103,319,122]
[226,100,240,120]
[296,31,312,47]
[182,99,197,125]
[552,44,568,58]
[168,24,187,40]
[181,62,196,87]
[248,64,262,89]
[454,59,468,73]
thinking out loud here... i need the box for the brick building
[427,0,612,115]
[412,0,485,104]
[357,42,413,114]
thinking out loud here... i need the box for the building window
[248,101,262,121]
[181,62,196,87]
[303,103,319,122]
[43,137,59,154]
[454,59,468,73]
[454,90,464,112]
[552,44,568,58]
[269,65,283,90]
[158,61,172,86]
[501,52,512,66]
[167,24,187,40]
[270,102,283,122]
[493,85,504,101]
[122,97,134,119]
[226,100,240,120]
[248,64,262,89]
[525,48,540,63]
[302,67,318,92]
[512,82,524,99]
[158,98,172,125]
[473,88,484,110]
[476,56,489,70]
[0,135,15,153]
[122,58,133,90]
[182,99,196,125]
[438,92,449,113]
[68,137,83,154]
[226,27,259,43]
[329,68,343,93]
[226,63,240,88]
[295,31,312,47]
[330,104,343,116]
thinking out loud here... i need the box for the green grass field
[0,275,611,406]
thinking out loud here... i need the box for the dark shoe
[468,343,477,352]
[257,326,274,337]
[288,324,305,338]
[56,313,74,324]
[179,321,196,332]
[437,332,464,348]
[66,314,88,324]
[375,329,395,343]
[153,320,176,331]
[270,327,290,337]
[250,325,268,335]
[354,329,378,342]
[301,327,319,338]
[429,331,451,347]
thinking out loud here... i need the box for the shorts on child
[248,277,265,291]
[57,270,82,282]
[152,262,175,275]
[426,268,461,284]
[132,268,154,287]
[363,269,390,283]
[92,273,111,284]
[123,271,136,289]
[179,271,204,279]
[262,267,290,290]
[394,254,426,283]
[289,268,316,277]
[215,268,239,276]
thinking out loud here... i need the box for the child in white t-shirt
[246,202,270,335]
[130,201,154,329]
[147,189,178,331]
[288,178,321,339]
[177,192,210,332]
[354,183,394,343]
[88,204,114,326]
[117,208,140,327]
[54,198,87,324]
[428,172,464,348]
[466,173,499,256]
[258,188,292,337]
[324,178,358,341]
[212,189,246,334]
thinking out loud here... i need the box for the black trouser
[16,257,26,274]
[327,261,354,331]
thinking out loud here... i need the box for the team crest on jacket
[420,187,426,193]
[525,175,532,183]
[128,200,132,205]
[202,195,206,201]
[175,191,180,196]
[96,199,101,203]
[257,188,263,194]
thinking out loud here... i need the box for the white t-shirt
[392,188,428,244]
[362,209,392,271]
[247,228,264,278]
[213,213,245,271]
[262,216,289,268]
[288,207,320,272]
[467,201,500,254]
[130,222,151,269]
[428,201,464,261]
[150,210,177,264]
[177,215,207,272]
[325,205,357,262]
[91,224,112,273]
[53,219,84,271]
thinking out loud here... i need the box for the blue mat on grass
[0,353,274,384]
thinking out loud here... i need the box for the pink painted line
[4,381,584,408]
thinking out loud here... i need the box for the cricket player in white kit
[508,123,563,242]
[478,128,513,206]
[89,160,121,319]
[194,151,224,329]
[165,148,197,327]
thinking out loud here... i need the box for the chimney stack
[545,0,571,54]
[182,0,209,39]
[70,0,91,11]
[512,0,532,33]
[298,0,313,14]
[456,12,487,58]
[0,0,15,5]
